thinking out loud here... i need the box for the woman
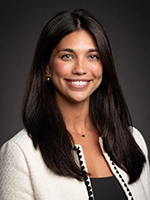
[0,9,149,200]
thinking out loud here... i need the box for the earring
[46,77,50,82]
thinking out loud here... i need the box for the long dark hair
[22,9,145,183]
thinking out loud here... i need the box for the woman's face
[46,29,103,104]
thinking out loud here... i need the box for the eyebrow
[57,48,99,53]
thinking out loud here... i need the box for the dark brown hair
[22,9,145,183]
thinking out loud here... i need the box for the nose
[72,58,88,75]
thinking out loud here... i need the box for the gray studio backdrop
[0,0,150,154]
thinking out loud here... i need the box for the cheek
[50,60,68,77]
[91,63,103,79]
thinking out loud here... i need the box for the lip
[65,79,91,88]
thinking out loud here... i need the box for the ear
[45,64,51,78]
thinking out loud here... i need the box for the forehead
[55,29,97,50]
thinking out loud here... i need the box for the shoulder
[0,129,36,162]
[130,126,148,156]
[0,129,45,178]
[7,128,31,146]
[1,129,32,149]
[0,129,37,199]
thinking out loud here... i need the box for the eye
[88,54,99,60]
[61,54,73,60]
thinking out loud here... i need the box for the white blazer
[0,127,150,200]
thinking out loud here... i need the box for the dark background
[0,0,149,155]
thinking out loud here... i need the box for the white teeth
[71,81,88,86]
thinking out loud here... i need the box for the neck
[56,97,91,134]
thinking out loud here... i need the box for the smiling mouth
[65,79,90,87]
[71,80,89,86]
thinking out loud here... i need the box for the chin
[68,96,89,104]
